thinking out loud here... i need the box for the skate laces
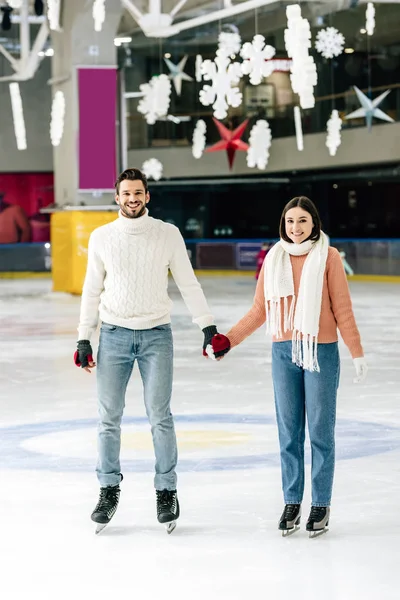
[283,504,300,518]
[95,485,120,511]
[156,490,175,513]
[309,506,326,520]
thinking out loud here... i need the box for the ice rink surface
[0,276,399,600]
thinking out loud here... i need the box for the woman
[220,197,367,537]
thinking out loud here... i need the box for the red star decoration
[205,118,249,169]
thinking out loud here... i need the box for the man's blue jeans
[272,341,340,507]
[96,322,177,490]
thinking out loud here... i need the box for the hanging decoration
[284,4,317,109]
[240,35,276,85]
[195,55,203,82]
[247,120,272,170]
[366,3,375,36]
[93,0,106,32]
[205,118,249,170]
[164,55,193,96]
[325,110,342,156]
[218,31,242,57]
[344,86,394,131]
[199,51,243,120]
[192,120,207,159]
[142,158,163,181]
[137,74,172,124]
[315,27,345,59]
[293,106,303,151]
[9,82,27,150]
[50,90,66,147]
[47,0,62,31]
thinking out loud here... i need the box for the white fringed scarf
[264,232,329,372]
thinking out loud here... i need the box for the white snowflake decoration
[240,35,276,85]
[366,3,375,36]
[47,0,61,31]
[315,27,345,59]
[50,91,66,147]
[195,55,203,82]
[199,50,243,120]
[192,120,207,159]
[294,106,304,151]
[137,74,171,125]
[326,109,342,156]
[142,158,163,181]
[93,0,105,32]
[218,32,242,57]
[284,4,317,110]
[247,120,272,170]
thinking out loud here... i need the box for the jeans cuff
[311,502,331,507]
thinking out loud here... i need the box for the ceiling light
[164,53,171,58]
[344,48,355,54]
[360,28,367,34]
[114,36,132,46]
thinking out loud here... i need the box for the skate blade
[95,523,108,535]
[309,527,329,539]
[166,521,176,534]
[281,524,300,537]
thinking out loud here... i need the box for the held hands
[74,340,96,373]
[353,357,368,384]
[202,325,231,361]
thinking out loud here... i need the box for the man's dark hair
[115,168,148,194]
[279,196,322,243]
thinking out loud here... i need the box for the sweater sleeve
[77,231,105,341]
[169,227,214,330]
[327,248,364,358]
[226,261,267,348]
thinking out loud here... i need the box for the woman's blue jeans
[272,341,340,507]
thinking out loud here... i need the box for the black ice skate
[156,489,180,534]
[91,482,122,534]
[278,504,301,537]
[306,506,330,538]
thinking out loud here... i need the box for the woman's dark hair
[115,168,148,194]
[279,196,321,243]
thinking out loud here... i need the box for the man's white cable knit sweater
[77,209,214,340]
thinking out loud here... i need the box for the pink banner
[78,68,117,190]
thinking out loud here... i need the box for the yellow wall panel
[51,211,117,294]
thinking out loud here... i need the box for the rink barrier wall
[1,233,400,286]
[0,271,399,283]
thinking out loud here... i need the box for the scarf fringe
[292,330,320,372]
[267,295,295,338]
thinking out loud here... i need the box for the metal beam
[0,44,20,72]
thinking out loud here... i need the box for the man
[0,194,31,243]
[74,168,229,533]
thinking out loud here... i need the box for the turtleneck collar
[115,208,152,234]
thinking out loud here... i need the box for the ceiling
[116,0,400,53]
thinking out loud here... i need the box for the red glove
[204,333,231,360]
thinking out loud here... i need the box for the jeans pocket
[152,324,171,331]
[101,322,117,332]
